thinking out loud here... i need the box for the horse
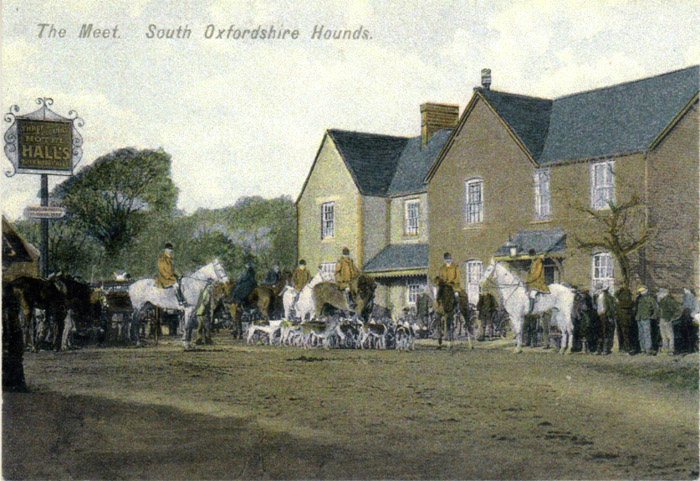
[283,270,332,321]
[481,259,575,354]
[6,276,68,352]
[312,274,376,321]
[128,259,229,348]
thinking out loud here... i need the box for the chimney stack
[481,68,492,90]
[420,103,459,147]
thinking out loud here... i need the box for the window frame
[405,278,426,305]
[465,259,483,304]
[321,201,335,240]
[404,199,421,236]
[591,251,614,293]
[465,178,484,225]
[321,262,336,280]
[590,160,615,210]
[533,167,551,220]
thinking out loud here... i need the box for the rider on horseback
[262,260,282,286]
[156,242,188,307]
[526,249,549,313]
[229,259,257,306]
[335,247,359,310]
[438,252,465,300]
[292,259,311,305]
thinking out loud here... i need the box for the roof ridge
[554,64,700,101]
[479,88,553,102]
[327,128,410,141]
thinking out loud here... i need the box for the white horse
[284,271,331,321]
[128,259,229,348]
[481,259,575,354]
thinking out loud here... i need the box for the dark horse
[312,274,376,321]
[6,276,67,352]
[223,270,292,338]
[433,277,473,349]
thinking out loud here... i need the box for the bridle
[482,261,523,305]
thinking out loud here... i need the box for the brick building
[425,66,699,298]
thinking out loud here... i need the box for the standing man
[526,249,549,313]
[195,279,215,345]
[635,286,659,355]
[657,288,682,355]
[615,286,633,354]
[335,247,359,308]
[156,242,188,307]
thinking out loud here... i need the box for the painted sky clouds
[2,0,699,219]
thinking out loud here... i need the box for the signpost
[4,98,84,277]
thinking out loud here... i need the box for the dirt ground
[3,333,698,480]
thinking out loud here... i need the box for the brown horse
[312,274,376,321]
[223,270,292,338]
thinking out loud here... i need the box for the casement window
[465,259,483,304]
[404,199,420,236]
[465,179,484,224]
[321,202,335,239]
[590,160,615,210]
[406,279,426,305]
[534,168,551,220]
[321,262,336,280]
[591,251,614,293]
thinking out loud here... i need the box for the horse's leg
[513,316,523,354]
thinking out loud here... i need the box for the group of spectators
[571,284,698,355]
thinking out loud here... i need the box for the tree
[572,194,656,290]
[52,148,178,256]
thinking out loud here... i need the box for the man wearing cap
[526,249,549,313]
[635,286,659,355]
[292,259,311,292]
[657,288,682,354]
[335,247,359,308]
[156,242,188,306]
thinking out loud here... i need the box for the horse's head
[481,258,497,283]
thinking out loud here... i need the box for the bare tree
[572,194,656,290]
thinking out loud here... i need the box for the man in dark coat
[230,260,257,305]
[263,260,282,286]
[615,286,633,354]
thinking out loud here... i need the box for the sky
[2,0,699,220]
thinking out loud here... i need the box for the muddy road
[3,335,698,480]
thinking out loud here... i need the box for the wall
[362,195,387,267]
[297,135,360,271]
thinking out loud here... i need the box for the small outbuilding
[2,216,40,281]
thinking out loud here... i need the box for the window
[321,262,336,280]
[465,260,483,304]
[591,252,614,293]
[534,168,551,220]
[591,160,615,210]
[404,199,420,236]
[406,279,426,304]
[465,179,483,224]
[321,202,334,239]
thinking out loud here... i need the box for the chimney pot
[481,68,492,90]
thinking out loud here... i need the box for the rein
[483,263,523,306]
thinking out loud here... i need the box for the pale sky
[2,0,699,220]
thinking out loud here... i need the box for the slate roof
[495,228,566,257]
[478,65,699,165]
[363,243,429,272]
[327,128,451,196]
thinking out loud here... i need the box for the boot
[176,281,189,307]
[528,295,536,314]
[344,289,355,310]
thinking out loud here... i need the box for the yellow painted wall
[297,135,360,271]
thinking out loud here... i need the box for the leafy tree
[52,148,178,255]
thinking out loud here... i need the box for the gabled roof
[327,129,408,196]
[2,216,40,264]
[426,65,699,181]
[308,128,451,198]
[363,243,429,273]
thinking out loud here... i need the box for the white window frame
[404,199,420,236]
[321,202,335,239]
[321,262,336,280]
[534,168,551,220]
[405,278,426,305]
[591,251,614,293]
[465,259,483,304]
[590,160,615,210]
[465,178,484,225]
